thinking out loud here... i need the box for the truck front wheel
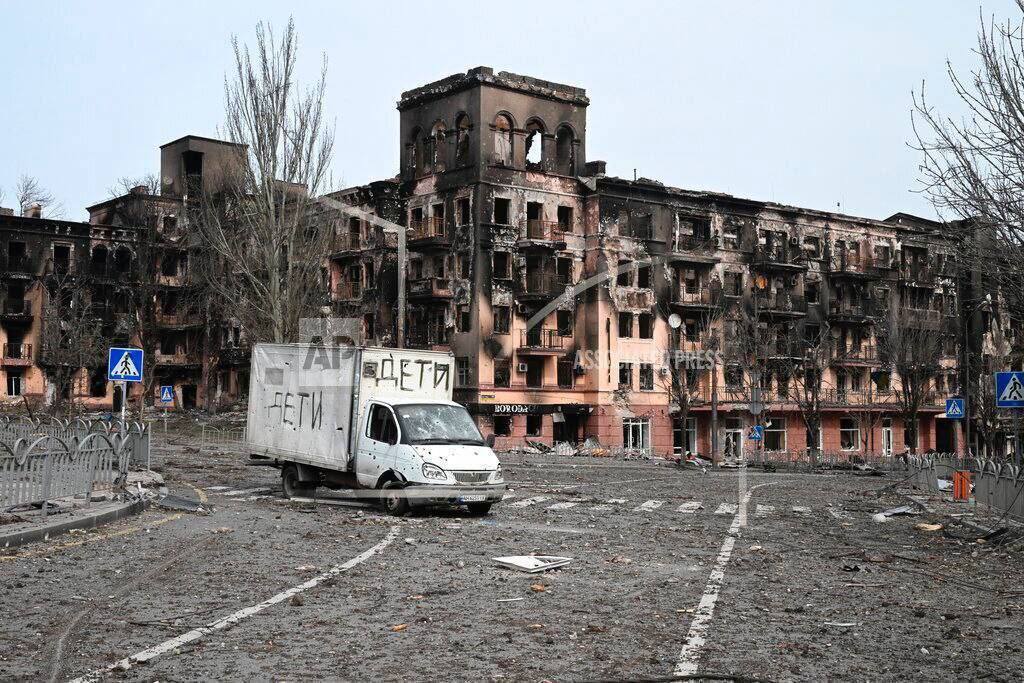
[466,502,493,516]
[282,464,315,499]
[380,481,409,516]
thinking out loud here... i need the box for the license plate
[459,495,487,503]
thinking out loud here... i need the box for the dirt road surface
[2,439,1022,681]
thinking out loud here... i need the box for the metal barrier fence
[906,454,1024,521]
[760,450,904,473]
[0,431,131,514]
[0,416,151,469]
[153,422,247,454]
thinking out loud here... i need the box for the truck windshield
[394,404,484,445]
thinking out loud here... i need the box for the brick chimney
[26,203,43,218]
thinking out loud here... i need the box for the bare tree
[879,295,945,454]
[781,322,832,461]
[16,175,64,218]
[193,18,336,344]
[913,3,1024,314]
[38,274,106,415]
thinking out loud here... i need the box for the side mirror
[485,433,496,448]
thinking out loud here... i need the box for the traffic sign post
[108,348,144,422]
[945,398,964,419]
[994,372,1024,466]
[747,425,763,441]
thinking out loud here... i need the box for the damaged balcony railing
[2,343,32,362]
[2,299,31,316]
[522,272,571,297]
[525,220,564,241]
[520,328,564,349]
[408,218,448,242]
[334,280,362,301]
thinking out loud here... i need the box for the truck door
[357,403,399,485]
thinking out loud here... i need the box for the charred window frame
[493,358,512,387]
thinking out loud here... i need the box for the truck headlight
[491,464,504,483]
[422,463,447,480]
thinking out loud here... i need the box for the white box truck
[245,344,505,515]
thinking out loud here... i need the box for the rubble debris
[493,555,573,573]
[914,522,944,532]
[880,505,916,517]
[391,624,408,632]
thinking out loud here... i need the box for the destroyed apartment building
[0,135,250,412]
[2,66,1018,458]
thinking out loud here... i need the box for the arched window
[408,127,422,175]
[525,119,545,167]
[555,125,575,175]
[429,121,447,170]
[493,114,513,166]
[90,245,108,276]
[113,246,132,274]
[455,114,472,166]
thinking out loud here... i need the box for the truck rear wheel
[282,464,315,499]
[380,481,409,516]
[466,502,493,516]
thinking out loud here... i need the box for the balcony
[1,343,32,366]
[670,235,720,264]
[518,220,566,248]
[518,272,571,301]
[752,245,806,272]
[1,255,37,278]
[218,344,251,365]
[827,252,876,280]
[406,328,449,349]
[155,351,201,367]
[831,345,880,365]
[330,233,362,254]
[333,281,363,302]
[1,298,32,321]
[518,328,567,354]
[672,288,722,312]
[154,310,203,329]
[828,299,876,323]
[408,276,453,299]
[899,262,939,286]
[758,294,807,318]
[408,218,450,248]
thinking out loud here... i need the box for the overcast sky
[0,1,1016,222]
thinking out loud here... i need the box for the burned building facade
[343,66,971,457]
[0,135,250,413]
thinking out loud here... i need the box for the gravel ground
[1,437,1021,681]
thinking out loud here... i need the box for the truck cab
[356,400,505,515]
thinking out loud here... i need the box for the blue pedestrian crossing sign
[945,398,964,419]
[159,386,174,403]
[107,347,144,383]
[995,371,1024,408]
[747,425,764,441]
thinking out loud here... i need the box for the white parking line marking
[714,503,738,515]
[755,504,775,516]
[501,492,515,500]
[676,501,703,514]
[70,527,399,682]
[792,506,811,514]
[546,502,578,510]
[589,504,612,511]
[509,496,549,508]
[204,486,230,491]
[606,498,627,504]
[634,499,664,512]
[675,483,774,676]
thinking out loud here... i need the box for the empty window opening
[639,364,655,391]
[638,313,654,339]
[493,306,511,335]
[618,312,633,338]
[455,114,471,165]
[557,310,573,336]
[493,198,510,225]
[525,358,544,388]
[493,252,511,279]
[619,362,633,388]
[525,121,544,166]
[557,205,573,232]
[555,125,574,174]
[493,114,513,166]
[457,197,471,225]
[53,244,71,274]
[637,266,651,288]
[493,415,512,436]
[526,415,542,437]
[494,358,511,387]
